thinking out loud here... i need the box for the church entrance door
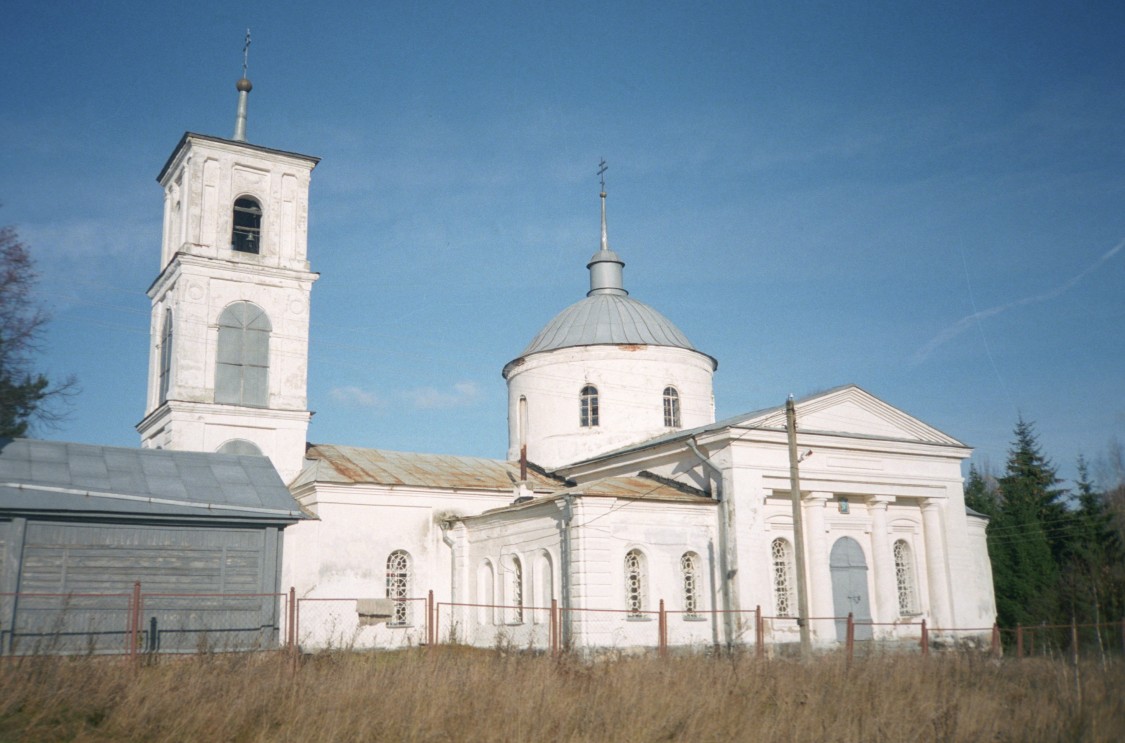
[830,536,873,641]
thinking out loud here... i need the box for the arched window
[580,385,599,428]
[478,559,495,626]
[533,551,553,625]
[158,308,173,403]
[508,556,524,624]
[681,551,701,618]
[215,302,271,407]
[216,439,263,456]
[663,386,681,428]
[231,196,262,254]
[386,550,411,626]
[893,540,918,615]
[771,538,796,618]
[624,549,646,617]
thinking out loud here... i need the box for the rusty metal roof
[295,444,565,492]
[555,472,709,502]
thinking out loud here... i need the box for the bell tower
[137,41,319,483]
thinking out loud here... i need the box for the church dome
[519,292,700,357]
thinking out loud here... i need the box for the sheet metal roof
[0,439,302,522]
[296,444,565,492]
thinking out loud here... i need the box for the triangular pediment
[739,385,965,447]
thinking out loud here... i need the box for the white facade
[140,102,995,652]
[137,133,318,483]
[504,344,716,469]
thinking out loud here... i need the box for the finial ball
[236,77,253,92]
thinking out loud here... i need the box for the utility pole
[786,396,812,657]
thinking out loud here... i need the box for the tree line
[966,420,1125,632]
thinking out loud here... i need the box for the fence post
[428,590,435,647]
[659,599,667,658]
[551,598,558,658]
[755,605,764,659]
[129,581,141,664]
[920,618,929,657]
[846,612,854,667]
[287,587,296,651]
[991,622,1001,659]
[1016,624,1023,658]
[1071,617,1079,667]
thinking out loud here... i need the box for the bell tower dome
[137,37,319,483]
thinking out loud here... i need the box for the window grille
[663,386,681,428]
[580,385,599,427]
[893,540,918,615]
[386,550,411,626]
[231,197,262,254]
[681,552,701,618]
[771,538,796,617]
[158,309,173,403]
[625,549,646,617]
[215,302,271,407]
[510,556,524,624]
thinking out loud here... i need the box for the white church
[136,72,996,652]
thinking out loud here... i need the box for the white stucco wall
[139,135,318,483]
[505,344,715,469]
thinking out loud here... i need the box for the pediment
[740,385,964,447]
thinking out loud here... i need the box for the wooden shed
[0,439,303,654]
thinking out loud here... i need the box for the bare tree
[0,223,76,437]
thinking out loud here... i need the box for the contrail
[911,238,1124,365]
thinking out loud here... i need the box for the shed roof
[0,439,302,523]
[295,444,565,492]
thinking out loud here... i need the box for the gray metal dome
[519,293,700,356]
[508,182,716,370]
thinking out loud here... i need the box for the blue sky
[2,1,1122,487]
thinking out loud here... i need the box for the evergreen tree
[988,418,1067,627]
[965,463,998,517]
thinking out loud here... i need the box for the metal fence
[5,584,1125,664]
[0,584,286,657]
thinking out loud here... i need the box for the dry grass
[0,648,1121,742]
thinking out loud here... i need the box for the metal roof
[0,439,302,522]
[296,444,565,492]
[515,293,707,360]
[554,472,709,502]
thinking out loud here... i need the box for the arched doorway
[830,536,872,641]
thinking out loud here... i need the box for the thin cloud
[330,386,381,408]
[912,238,1124,365]
[404,381,481,410]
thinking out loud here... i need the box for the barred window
[663,386,681,428]
[386,550,411,626]
[158,308,173,403]
[893,540,918,615]
[215,302,270,407]
[771,538,796,618]
[510,556,524,624]
[231,196,262,254]
[681,551,701,617]
[625,549,646,617]
[580,385,599,427]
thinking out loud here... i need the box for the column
[920,498,953,628]
[803,492,833,642]
[868,497,898,627]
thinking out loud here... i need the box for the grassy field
[0,648,1121,741]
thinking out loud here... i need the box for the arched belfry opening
[232,196,262,254]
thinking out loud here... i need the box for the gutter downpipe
[688,437,738,650]
[560,494,575,650]
[439,520,458,638]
